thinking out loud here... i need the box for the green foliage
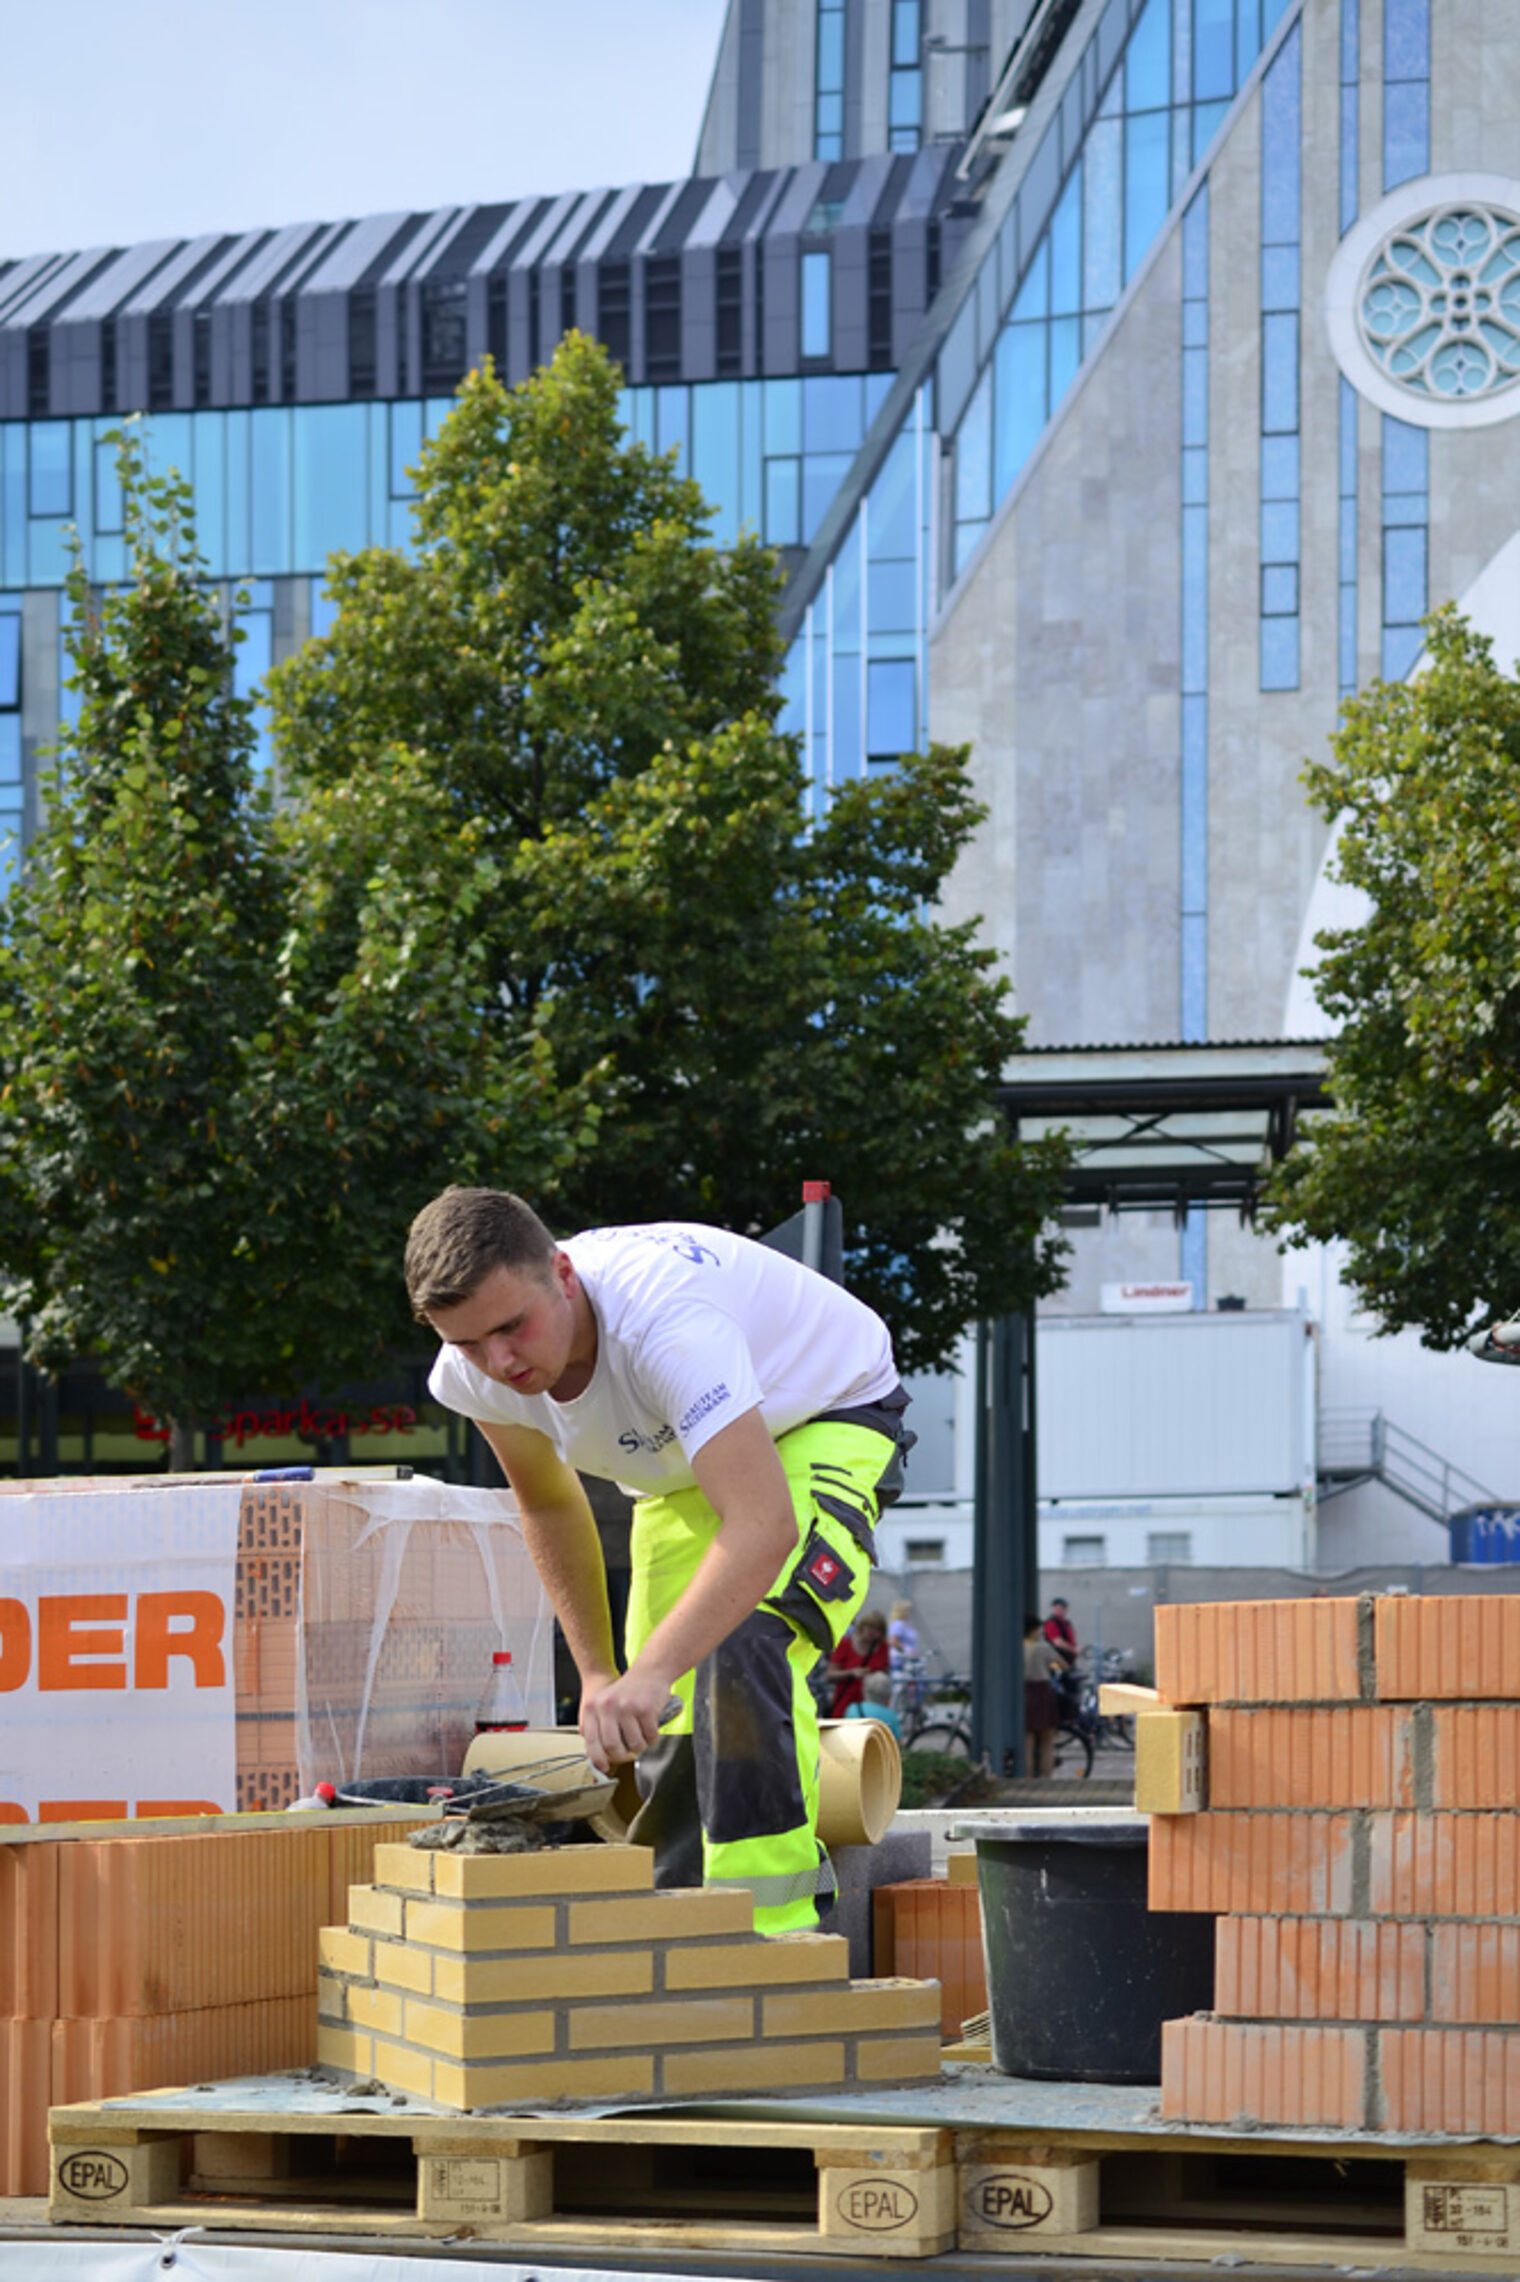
[269,337,1068,1367]
[1265,604,1520,1346]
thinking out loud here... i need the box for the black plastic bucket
[956,1815,1215,2084]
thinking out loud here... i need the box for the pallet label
[55,2151,129,2201]
[1415,2183,1515,2248]
[836,2178,920,2230]
[966,2171,1054,2229]
[426,2158,507,2218]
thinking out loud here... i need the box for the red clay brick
[0,2017,51,2196]
[1368,1812,1520,1920]
[1208,1707,1412,1810]
[1161,2017,1368,2127]
[1215,1915,1424,2022]
[1381,2027,1520,2132]
[0,1842,58,2016]
[1155,1599,1363,1707]
[1375,1595,1520,1701]
[1149,1812,1355,1916]
[1430,1924,1520,2023]
[871,1879,986,2039]
[1429,1706,1520,1809]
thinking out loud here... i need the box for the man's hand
[579,1667,681,1772]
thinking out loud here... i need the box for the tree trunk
[168,1419,198,1473]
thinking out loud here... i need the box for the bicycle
[893,1657,975,1757]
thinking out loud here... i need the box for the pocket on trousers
[763,1526,863,1655]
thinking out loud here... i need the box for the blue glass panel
[1235,0,1261,82]
[817,8,845,87]
[1382,623,1421,680]
[1083,117,1124,310]
[1011,237,1050,323]
[1383,416,1428,494]
[1193,0,1234,99]
[1261,245,1300,309]
[0,613,19,709]
[832,650,862,780]
[1180,912,1207,1035]
[1340,0,1359,80]
[1020,120,1063,246]
[1383,81,1429,190]
[1050,170,1082,315]
[389,399,423,498]
[1384,490,1426,528]
[740,382,763,533]
[1384,0,1430,79]
[194,411,226,576]
[764,377,801,456]
[1261,499,1299,558]
[816,123,843,159]
[423,398,453,439]
[0,713,19,782]
[1261,433,1299,498]
[250,411,291,575]
[28,523,71,586]
[889,70,923,131]
[938,296,980,434]
[779,634,806,740]
[1260,33,1302,247]
[803,373,861,454]
[1261,311,1299,433]
[311,580,341,641]
[1182,443,1208,503]
[1125,0,1170,111]
[1340,85,1359,235]
[892,0,921,66]
[868,557,918,634]
[867,656,916,758]
[1125,107,1171,279]
[764,457,800,545]
[1339,583,1358,691]
[1339,500,1358,583]
[1261,0,1289,31]
[1182,183,1209,298]
[1262,562,1299,613]
[1261,616,1299,688]
[224,410,250,576]
[655,384,689,460]
[1192,97,1229,162]
[1181,506,1207,690]
[29,423,71,520]
[92,534,125,585]
[142,413,193,492]
[2,427,25,587]
[368,403,388,544]
[1097,0,1129,88]
[692,381,740,547]
[1182,297,1208,346]
[1180,695,1207,904]
[868,426,916,559]
[1049,315,1081,404]
[802,450,852,541]
[1384,525,1427,624]
[994,323,1047,499]
[1183,346,1208,446]
[93,437,123,536]
[865,371,895,422]
[832,514,862,649]
[293,403,368,569]
[954,370,993,529]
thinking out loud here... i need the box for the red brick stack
[1155,1593,1520,2131]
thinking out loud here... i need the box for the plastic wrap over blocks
[317,1842,944,2108]
[1154,1594,1520,2132]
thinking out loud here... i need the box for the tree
[269,337,1070,1367]
[1265,604,1520,1346]
[0,435,593,1460]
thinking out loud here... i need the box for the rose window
[1358,203,1520,402]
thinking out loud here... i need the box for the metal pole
[971,1313,1031,1774]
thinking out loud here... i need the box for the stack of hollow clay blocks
[1131,1593,1520,2132]
[317,1840,944,2109]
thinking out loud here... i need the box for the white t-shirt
[427,1221,899,1495]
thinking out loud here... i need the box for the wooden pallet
[955,2124,1520,2271]
[48,2081,957,2259]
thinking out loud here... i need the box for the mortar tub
[465,1719,900,1849]
[952,1812,1215,2084]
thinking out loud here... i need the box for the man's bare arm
[477,1420,618,1692]
[577,1405,797,1771]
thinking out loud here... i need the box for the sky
[0,0,732,261]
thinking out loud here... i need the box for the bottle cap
[492,1650,513,1665]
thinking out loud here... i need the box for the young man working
[405,1187,911,1933]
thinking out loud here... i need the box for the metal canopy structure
[997,1038,1334,1219]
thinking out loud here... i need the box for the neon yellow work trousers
[623,1417,898,1935]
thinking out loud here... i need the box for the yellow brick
[370,2035,436,2100]
[568,1994,752,2049]
[851,2031,944,2082]
[664,1933,850,1990]
[569,1887,753,1945]
[348,1982,405,2037]
[349,1884,405,1938]
[405,1900,558,1953]
[315,2022,374,2077]
[661,2039,846,2096]
[404,2000,556,2062]
[431,1844,653,1902]
[316,1972,350,2023]
[763,1979,942,2038]
[371,1843,436,1895]
[372,1940,434,1996]
[1134,1708,1207,1814]
[436,2050,655,2108]
[946,1853,979,1886]
[435,1949,653,2006]
[317,1926,373,1980]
